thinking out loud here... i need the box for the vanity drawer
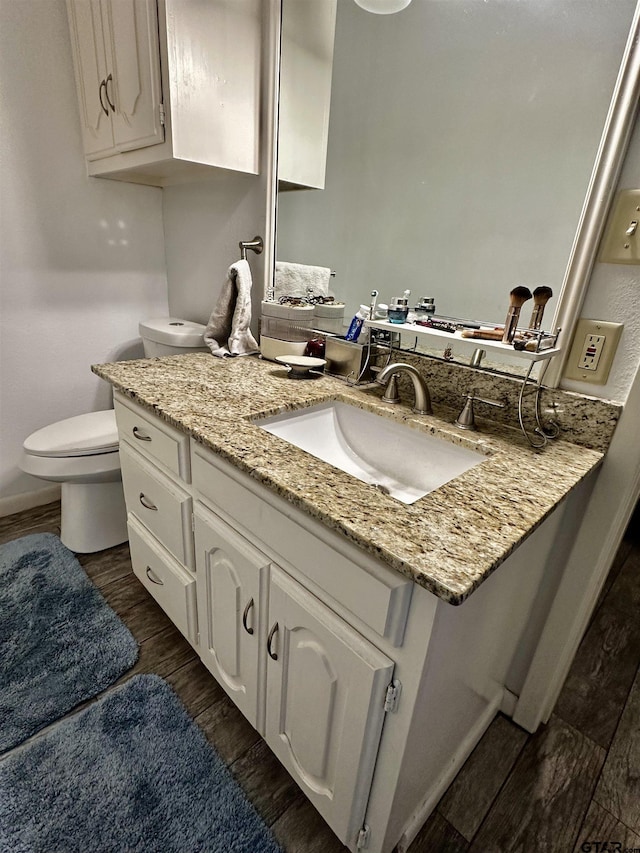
[120,441,194,570]
[128,515,198,646]
[114,392,190,482]
[191,442,412,647]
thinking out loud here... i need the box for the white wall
[0,0,169,503]
[561,119,640,402]
[163,173,266,329]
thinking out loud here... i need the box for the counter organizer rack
[362,319,562,449]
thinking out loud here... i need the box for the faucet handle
[380,373,401,404]
[474,394,505,410]
[455,391,505,431]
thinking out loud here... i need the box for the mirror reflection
[274,0,635,340]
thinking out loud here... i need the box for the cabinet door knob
[267,621,279,661]
[132,426,152,442]
[145,566,164,585]
[105,73,116,112]
[242,598,255,635]
[99,79,109,116]
[139,492,158,511]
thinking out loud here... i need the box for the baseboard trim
[501,688,519,718]
[0,486,61,518]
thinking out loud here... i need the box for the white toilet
[138,317,209,357]
[20,317,207,554]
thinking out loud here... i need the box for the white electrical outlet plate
[599,189,640,264]
[563,318,623,384]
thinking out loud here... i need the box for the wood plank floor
[1,502,639,853]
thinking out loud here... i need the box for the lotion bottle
[388,290,411,324]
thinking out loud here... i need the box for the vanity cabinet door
[265,564,394,847]
[194,504,267,730]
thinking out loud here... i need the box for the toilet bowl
[20,318,208,554]
[21,410,126,554]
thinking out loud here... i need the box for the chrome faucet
[375,363,433,415]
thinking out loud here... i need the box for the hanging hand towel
[204,260,260,358]
[275,262,331,300]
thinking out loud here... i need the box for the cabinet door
[101,0,164,153]
[278,0,336,189]
[194,504,267,729]
[66,0,115,159]
[265,565,394,847]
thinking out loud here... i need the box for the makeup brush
[528,286,553,330]
[501,286,532,343]
[460,328,505,341]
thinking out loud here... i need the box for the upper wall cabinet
[278,0,336,190]
[66,0,164,162]
[66,0,261,186]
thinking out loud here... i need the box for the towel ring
[239,236,264,261]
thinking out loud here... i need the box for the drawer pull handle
[267,621,279,661]
[145,566,164,585]
[105,73,116,112]
[132,426,152,442]
[139,492,158,511]
[242,598,255,635]
[98,79,109,116]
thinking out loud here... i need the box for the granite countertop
[93,353,604,605]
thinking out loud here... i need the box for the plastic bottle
[345,305,370,342]
[388,290,411,324]
[414,297,436,319]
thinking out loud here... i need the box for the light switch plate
[563,318,623,384]
[599,189,640,264]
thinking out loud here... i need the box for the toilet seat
[23,411,118,458]
[20,448,122,484]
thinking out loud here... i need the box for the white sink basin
[255,400,485,504]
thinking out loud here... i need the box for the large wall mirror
[273,0,636,359]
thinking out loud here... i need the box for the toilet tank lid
[139,318,206,347]
[24,411,119,457]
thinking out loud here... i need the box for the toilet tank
[139,318,208,357]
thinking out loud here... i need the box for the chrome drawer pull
[132,426,152,442]
[145,566,164,585]
[139,492,158,511]
[267,621,279,661]
[242,598,255,635]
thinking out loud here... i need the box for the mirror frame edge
[261,0,282,318]
[547,0,640,387]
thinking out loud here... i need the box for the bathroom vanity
[95,353,603,853]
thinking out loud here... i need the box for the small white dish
[275,355,327,378]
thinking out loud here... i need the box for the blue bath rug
[0,675,282,853]
[0,533,138,753]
